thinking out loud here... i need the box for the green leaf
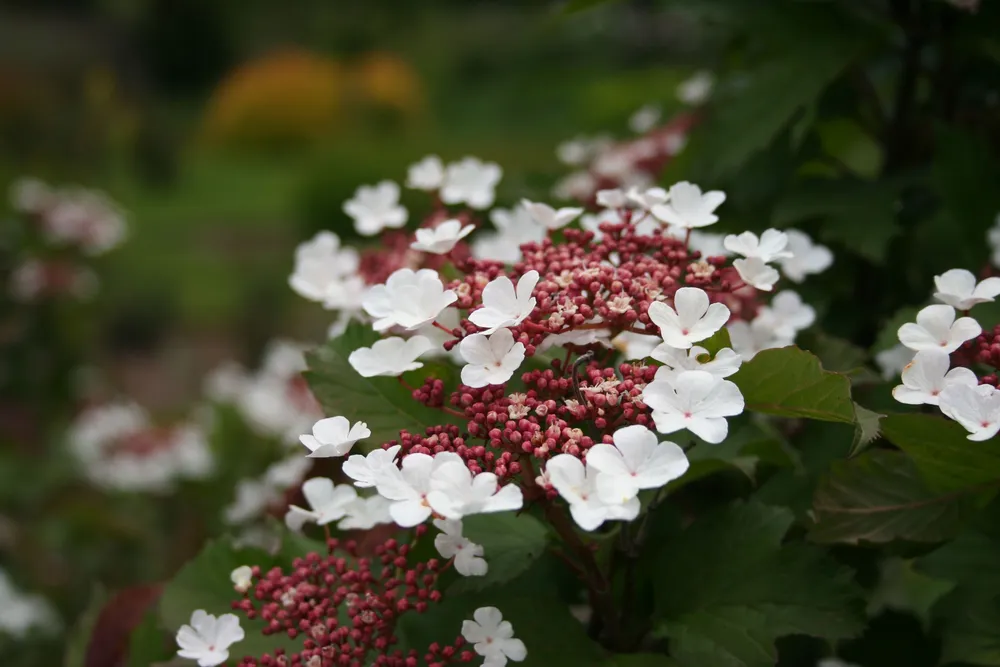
[562,0,623,13]
[809,450,976,544]
[871,306,920,355]
[305,323,458,446]
[653,500,865,667]
[732,347,854,423]
[605,655,680,667]
[849,402,884,456]
[64,584,108,667]
[938,595,1000,666]
[448,512,548,594]
[816,119,884,180]
[867,558,953,628]
[127,610,170,667]
[698,327,734,357]
[882,413,1000,493]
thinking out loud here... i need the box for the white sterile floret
[733,257,781,291]
[580,209,622,240]
[373,452,465,527]
[0,569,58,638]
[338,494,394,530]
[461,607,527,667]
[342,445,402,488]
[650,345,742,380]
[469,270,539,334]
[897,304,981,353]
[343,181,408,236]
[406,155,445,191]
[933,268,1000,310]
[723,229,792,263]
[612,331,660,360]
[755,291,816,339]
[647,287,731,350]
[677,70,715,105]
[521,199,584,230]
[939,383,1000,441]
[629,104,662,133]
[459,328,526,388]
[650,181,726,229]
[433,518,488,577]
[891,349,978,406]
[425,461,524,520]
[585,425,689,504]
[362,268,458,331]
[727,318,791,360]
[596,188,629,209]
[411,219,475,254]
[348,336,434,377]
[299,416,370,458]
[875,344,916,380]
[626,186,669,211]
[441,157,502,209]
[472,204,547,264]
[223,456,311,525]
[642,370,745,444]
[545,454,640,531]
[776,229,833,282]
[288,231,360,304]
[230,566,253,594]
[285,478,358,531]
[175,610,244,667]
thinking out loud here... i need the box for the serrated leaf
[882,413,1000,493]
[810,450,976,544]
[867,558,953,628]
[447,512,548,594]
[653,500,865,667]
[305,323,458,446]
[731,347,854,423]
[849,402,884,456]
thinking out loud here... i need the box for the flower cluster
[0,568,58,640]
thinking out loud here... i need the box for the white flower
[755,291,816,339]
[776,229,833,282]
[338,494,394,530]
[224,479,278,525]
[362,268,458,331]
[425,461,524,519]
[264,456,312,489]
[441,157,502,209]
[650,182,726,229]
[469,271,539,334]
[687,230,730,257]
[642,370,745,444]
[411,219,475,254]
[472,204,547,264]
[585,425,689,504]
[537,327,613,353]
[521,199,584,230]
[288,231,360,304]
[596,188,629,209]
[626,186,669,211]
[348,336,434,377]
[459,328,526,388]
[342,445,402,488]
[461,607,527,667]
[0,569,58,638]
[230,566,253,594]
[343,181,408,236]
[555,134,613,166]
[406,155,445,190]
[175,610,244,667]
[650,345,742,380]
[580,209,621,239]
[892,349,978,406]
[677,70,714,105]
[727,318,792,360]
[647,287,731,349]
[628,104,662,133]
[42,187,127,255]
[299,416,371,458]
[989,214,1000,268]
[723,229,792,263]
[897,304,981,353]
[552,170,598,201]
[875,344,915,380]
[545,454,640,530]
[10,177,52,213]
[733,257,781,291]
[939,383,1000,441]
[285,478,359,531]
[933,268,1000,310]
[373,452,466,526]
[612,331,661,360]
[433,519,487,577]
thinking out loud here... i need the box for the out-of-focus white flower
[579,209,621,240]
[343,181,408,236]
[724,229,792,263]
[299,416,371,458]
[776,229,833,282]
[875,344,915,380]
[626,186,669,211]
[9,177,52,213]
[362,268,457,331]
[642,370,745,444]
[892,349,978,406]
[288,231,361,305]
[596,189,628,209]
[897,304,981,353]
[628,104,662,133]
[556,135,613,166]
[175,610,244,667]
[647,287,731,350]
[411,219,475,254]
[755,291,816,339]
[348,336,434,377]
[224,455,311,525]
[203,361,248,403]
[234,341,323,444]
[230,566,253,594]
[472,204,547,264]
[461,607,527,667]
[727,318,791,360]
[469,271,539,334]
[285,478,359,530]
[988,214,1000,268]
[612,331,660,360]
[338,494,394,530]
[0,569,58,638]
[433,518,487,577]
[651,345,742,380]
[459,328,526,388]
[441,157,502,210]
[9,259,98,302]
[677,70,715,105]
[585,425,689,504]
[521,199,584,230]
[933,268,1000,310]
[406,155,445,190]
[939,383,1000,441]
[41,186,128,255]
[651,182,726,229]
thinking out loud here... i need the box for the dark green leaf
[127,610,170,667]
[305,323,459,446]
[937,595,1000,666]
[562,0,623,13]
[448,512,548,594]
[64,585,108,667]
[810,450,975,544]
[653,501,865,667]
[882,413,1000,493]
[732,347,854,423]
[816,119,884,180]
[867,558,953,628]
[698,327,733,357]
[849,402,884,456]
[605,655,680,666]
